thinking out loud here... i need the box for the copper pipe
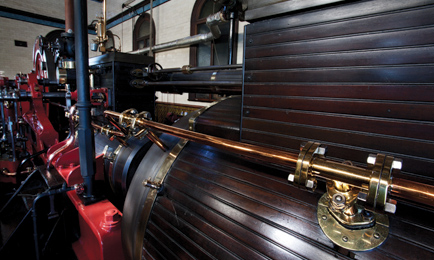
[102,0,107,40]
[104,110,434,209]
[104,110,299,167]
[92,123,125,137]
[107,116,128,135]
[390,178,434,208]
[65,0,74,32]
[146,130,168,152]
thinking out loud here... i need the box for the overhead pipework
[129,10,228,55]
[129,63,243,94]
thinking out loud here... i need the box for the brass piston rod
[104,110,434,208]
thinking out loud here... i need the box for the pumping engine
[1,0,434,259]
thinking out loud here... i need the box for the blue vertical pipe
[74,0,95,198]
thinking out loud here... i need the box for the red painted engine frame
[47,126,125,260]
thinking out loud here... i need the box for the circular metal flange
[317,193,389,251]
[294,141,322,189]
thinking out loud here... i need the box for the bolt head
[306,179,316,189]
[391,159,402,170]
[306,179,315,189]
[314,146,326,155]
[374,233,380,239]
[342,236,348,242]
[367,154,377,165]
[104,209,121,223]
[384,200,397,214]
[288,174,295,182]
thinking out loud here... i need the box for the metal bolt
[104,209,121,224]
[384,199,397,214]
[306,179,315,189]
[314,146,326,155]
[332,193,346,205]
[288,174,295,182]
[374,233,380,239]
[321,215,327,220]
[342,236,348,242]
[367,154,376,165]
[391,159,402,170]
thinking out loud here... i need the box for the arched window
[133,13,156,51]
[189,0,237,101]
[190,0,237,66]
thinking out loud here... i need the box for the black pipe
[170,69,242,82]
[42,92,67,98]
[0,100,6,140]
[145,81,242,87]
[0,169,39,215]
[32,183,77,260]
[228,12,235,64]
[152,64,242,74]
[74,0,95,198]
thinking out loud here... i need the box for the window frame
[189,0,238,102]
[133,13,156,51]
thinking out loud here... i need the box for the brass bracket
[289,141,402,251]
[142,179,162,190]
[318,194,389,251]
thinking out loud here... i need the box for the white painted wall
[0,0,101,77]
[0,0,248,106]
[109,0,248,106]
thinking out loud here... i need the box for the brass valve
[111,109,168,152]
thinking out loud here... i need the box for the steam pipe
[65,0,74,32]
[105,109,434,209]
[150,64,242,74]
[130,33,214,55]
[130,11,227,55]
[102,0,107,41]
[104,110,299,167]
[74,0,96,198]
[390,178,434,208]
[228,12,235,64]
[149,0,153,56]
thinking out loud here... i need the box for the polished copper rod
[390,178,434,208]
[104,110,299,167]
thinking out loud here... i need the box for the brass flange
[290,141,325,190]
